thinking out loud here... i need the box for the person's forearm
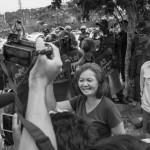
[46,83,57,111]
[19,80,57,150]
[111,122,125,135]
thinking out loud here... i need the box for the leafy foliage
[67,0,81,21]
[77,0,150,22]
[49,0,62,10]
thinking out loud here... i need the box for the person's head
[50,112,98,150]
[57,30,71,53]
[81,38,96,61]
[15,22,22,36]
[73,63,110,98]
[87,134,150,150]
[55,26,65,34]
[65,25,72,33]
[96,19,108,34]
[42,28,50,37]
[45,33,58,42]
[80,25,87,33]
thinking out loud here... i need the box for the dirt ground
[117,103,143,135]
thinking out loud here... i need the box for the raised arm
[19,37,62,150]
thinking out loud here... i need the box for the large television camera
[2,33,53,67]
[3,33,36,66]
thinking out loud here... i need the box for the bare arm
[19,38,62,150]
[46,83,73,112]
[19,79,57,150]
[111,122,125,135]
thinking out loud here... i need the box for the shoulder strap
[1,61,23,113]
[1,60,55,150]
[18,113,55,150]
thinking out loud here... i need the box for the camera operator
[12,19,26,39]
[19,38,61,150]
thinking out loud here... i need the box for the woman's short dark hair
[72,63,110,98]
[51,112,98,150]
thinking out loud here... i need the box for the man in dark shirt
[95,19,128,104]
[130,23,150,105]
[116,20,128,82]
[78,25,89,47]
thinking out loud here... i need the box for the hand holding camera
[29,37,63,87]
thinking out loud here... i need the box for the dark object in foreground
[3,33,53,66]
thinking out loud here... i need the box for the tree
[67,0,82,21]
[49,0,62,10]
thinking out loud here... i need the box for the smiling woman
[78,69,99,97]
[53,63,125,142]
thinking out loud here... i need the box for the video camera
[2,33,53,66]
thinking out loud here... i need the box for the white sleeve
[140,65,145,97]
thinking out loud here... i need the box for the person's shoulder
[102,96,116,107]
[70,95,86,107]
[68,48,83,58]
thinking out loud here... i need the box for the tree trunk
[124,7,137,97]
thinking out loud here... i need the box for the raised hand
[29,37,63,86]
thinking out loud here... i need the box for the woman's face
[78,69,99,97]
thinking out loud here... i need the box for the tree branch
[114,5,124,21]
[113,13,120,24]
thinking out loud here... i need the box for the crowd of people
[0,18,150,150]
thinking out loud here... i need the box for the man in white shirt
[140,61,150,134]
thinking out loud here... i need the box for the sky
[0,0,53,14]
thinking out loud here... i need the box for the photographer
[19,37,62,150]
[12,19,26,39]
